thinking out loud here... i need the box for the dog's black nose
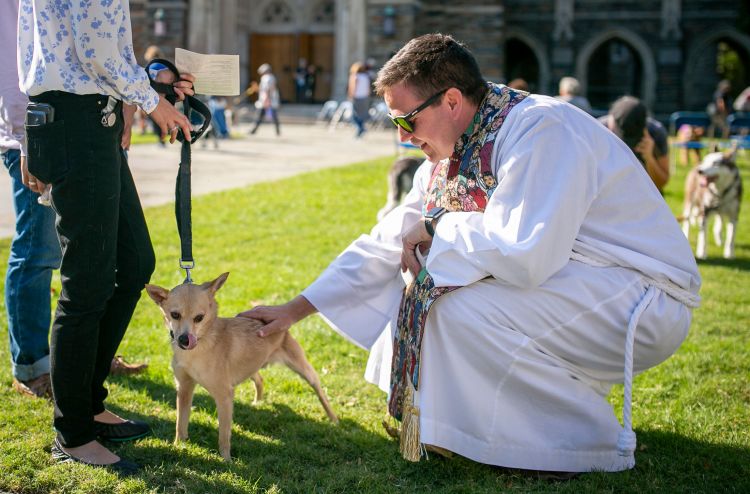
[178,334,190,347]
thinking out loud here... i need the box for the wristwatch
[424,207,447,237]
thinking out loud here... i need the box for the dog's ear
[712,143,721,153]
[203,272,229,294]
[145,284,169,305]
[724,141,739,160]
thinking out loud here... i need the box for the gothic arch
[684,27,750,109]
[257,0,296,29]
[575,28,657,109]
[504,28,551,94]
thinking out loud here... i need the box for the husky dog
[681,146,743,259]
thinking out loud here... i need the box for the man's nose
[397,125,412,142]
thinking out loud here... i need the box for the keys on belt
[100,96,118,127]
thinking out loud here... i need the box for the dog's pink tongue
[699,175,709,187]
[186,333,198,350]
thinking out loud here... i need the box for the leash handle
[145,58,212,143]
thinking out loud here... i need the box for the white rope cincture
[570,251,700,459]
[617,285,655,457]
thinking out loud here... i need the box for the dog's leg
[250,372,264,403]
[713,215,724,246]
[696,217,708,259]
[211,385,235,461]
[724,220,736,259]
[175,372,196,444]
[279,336,339,424]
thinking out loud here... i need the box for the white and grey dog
[681,146,743,259]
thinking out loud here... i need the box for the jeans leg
[2,149,61,381]
[89,150,154,415]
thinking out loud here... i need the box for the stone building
[132,0,750,117]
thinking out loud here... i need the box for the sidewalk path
[0,123,401,239]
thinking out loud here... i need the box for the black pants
[27,92,155,448]
[250,107,280,135]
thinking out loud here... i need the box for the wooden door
[250,34,297,103]
[308,34,334,103]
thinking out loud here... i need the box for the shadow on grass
[697,254,750,271]
[88,374,750,493]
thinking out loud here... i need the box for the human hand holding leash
[237,295,317,337]
[149,95,192,143]
[148,70,195,143]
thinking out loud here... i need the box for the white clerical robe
[302,95,700,472]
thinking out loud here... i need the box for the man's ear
[145,284,169,304]
[444,87,462,112]
[202,272,229,294]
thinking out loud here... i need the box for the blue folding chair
[668,111,711,168]
[723,112,750,151]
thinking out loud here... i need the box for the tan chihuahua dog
[146,273,338,461]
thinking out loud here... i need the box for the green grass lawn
[0,149,748,493]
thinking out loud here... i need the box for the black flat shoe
[51,439,140,476]
[94,419,151,442]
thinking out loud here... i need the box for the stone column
[334,0,367,101]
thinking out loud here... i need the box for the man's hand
[400,219,433,276]
[237,295,317,338]
[121,103,137,150]
[20,156,47,193]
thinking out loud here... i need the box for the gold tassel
[399,380,423,462]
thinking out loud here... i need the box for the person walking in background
[250,64,281,136]
[707,79,732,138]
[1,0,61,399]
[556,76,593,114]
[348,62,371,138]
[600,96,670,192]
[19,0,193,474]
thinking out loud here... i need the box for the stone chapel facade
[131,0,750,117]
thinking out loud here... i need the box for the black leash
[146,59,212,283]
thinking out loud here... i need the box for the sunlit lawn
[0,143,748,493]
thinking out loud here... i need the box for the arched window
[504,38,540,93]
[313,0,335,25]
[262,0,294,24]
[586,38,642,108]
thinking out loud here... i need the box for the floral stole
[388,84,528,422]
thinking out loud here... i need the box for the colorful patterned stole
[388,83,527,460]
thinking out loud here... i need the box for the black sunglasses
[388,89,448,133]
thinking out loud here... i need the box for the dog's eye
[170,311,181,320]
[194,314,204,323]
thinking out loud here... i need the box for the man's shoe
[12,373,52,399]
[109,355,148,376]
[94,419,151,442]
[51,439,140,476]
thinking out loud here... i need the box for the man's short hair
[374,33,487,106]
[609,96,647,149]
